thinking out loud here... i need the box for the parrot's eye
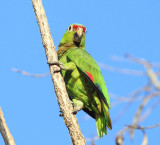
[68,26,73,32]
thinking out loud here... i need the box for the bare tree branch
[111,55,160,76]
[112,54,160,145]
[139,98,160,122]
[128,123,160,130]
[141,130,148,145]
[112,84,149,123]
[112,54,160,68]
[98,62,145,76]
[115,127,128,145]
[110,93,143,103]
[126,54,160,90]
[116,122,160,145]
[111,84,148,104]
[116,135,124,145]
[129,92,160,139]
[0,107,16,145]
[11,68,50,78]
[32,0,86,144]
[113,103,133,124]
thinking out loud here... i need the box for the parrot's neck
[57,43,85,57]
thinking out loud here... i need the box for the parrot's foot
[47,61,67,73]
[72,99,84,114]
[72,105,83,114]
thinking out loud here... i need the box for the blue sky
[0,0,160,145]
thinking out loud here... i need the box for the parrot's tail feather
[95,114,107,138]
[102,101,112,130]
[95,101,112,138]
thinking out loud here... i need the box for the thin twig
[98,62,145,76]
[110,84,148,106]
[129,92,160,139]
[115,127,128,145]
[115,122,159,145]
[139,98,160,122]
[126,54,160,90]
[110,93,143,102]
[32,0,86,145]
[125,54,160,68]
[128,123,160,130]
[112,85,149,123]
[112,55,160,145]
[110,55,129,63]
[0,107,16,145]
[11,68,50,78]
[113,103,132,124]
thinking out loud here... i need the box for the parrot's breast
[59,53,96,109]
[64,67,94,107]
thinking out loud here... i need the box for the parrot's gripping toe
[72,105,83,115]
[47,61,67,73]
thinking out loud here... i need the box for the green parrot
[56,24,112,137]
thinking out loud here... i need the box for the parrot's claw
[47,61,68,73]
[59,110,64,117]
[72,106,83,114]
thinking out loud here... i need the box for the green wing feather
[67,47,111,109]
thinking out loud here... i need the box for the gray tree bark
[0,107,16,145]
[32,0,86,145]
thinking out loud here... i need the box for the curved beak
[73,27,83,43]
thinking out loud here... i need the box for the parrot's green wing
[67,47,111,109]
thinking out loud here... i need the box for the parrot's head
[58,24,87,50]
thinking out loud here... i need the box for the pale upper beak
[73,27,83,43]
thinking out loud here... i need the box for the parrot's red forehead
[73,25,86,33]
